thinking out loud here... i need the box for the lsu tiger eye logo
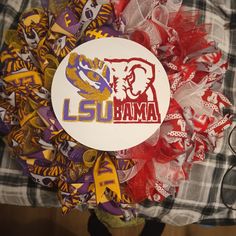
[64,53,161,123]
[52,38,170,151]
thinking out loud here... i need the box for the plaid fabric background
[0,0,235,225]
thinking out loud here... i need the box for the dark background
[0,204,236,236]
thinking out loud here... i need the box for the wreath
[0,0,232,220]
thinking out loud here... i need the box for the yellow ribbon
[93,153,121,204]
[4,71,42,86]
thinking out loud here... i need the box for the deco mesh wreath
[0,0,232,220]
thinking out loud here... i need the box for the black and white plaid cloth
[0,0,235,226]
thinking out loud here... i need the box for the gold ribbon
[93,152,121,204]
[4,71,42,86]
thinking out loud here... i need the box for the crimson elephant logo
[105,58,156,101]
[105,57,160,123]
[65,53,160,123]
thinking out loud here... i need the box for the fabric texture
[0,0,235,226]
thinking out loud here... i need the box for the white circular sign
[52,38,170,151]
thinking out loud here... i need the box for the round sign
[51,38,170,151]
